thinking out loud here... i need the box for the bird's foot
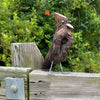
[48,70,53,75]
[60,63,64,74]
[48,61,54,75]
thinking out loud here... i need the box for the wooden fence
[0,67,32,100]
[1,42,100,100]
[1,68,100,100]
[30,70,100,100]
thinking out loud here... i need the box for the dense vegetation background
[0,0,100,72]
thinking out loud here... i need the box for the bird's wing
[51,28,66,57]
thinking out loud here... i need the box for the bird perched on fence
[42,12,74,71]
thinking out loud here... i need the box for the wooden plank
[0,67,32,73]
[0,88,6,100]
[30,70,100,100]
[0,67,32,80]
[0,67,32,100]
[11,43,44,69]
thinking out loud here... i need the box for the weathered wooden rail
[30,70,100,100]
[1,42,100,100]
[1,68,100,100]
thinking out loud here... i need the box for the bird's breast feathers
[57,27,72,36]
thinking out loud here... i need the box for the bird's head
[54,12,74,30]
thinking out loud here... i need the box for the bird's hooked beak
[66,23,74,29]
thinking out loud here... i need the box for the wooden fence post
[0,67,32,100]
[11,43,44,69]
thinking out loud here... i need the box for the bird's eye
[61,20,64,23]
[68,21,71,23]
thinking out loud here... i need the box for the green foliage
[68,32,100,73]
[0,0,43,66]
[0,0,100,73]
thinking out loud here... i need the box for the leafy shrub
[0,0,100,73]
[0,0,43,66]
[69,32,100,73]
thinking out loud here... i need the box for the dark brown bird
[42,12,74,71]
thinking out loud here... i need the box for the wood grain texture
[11,43,44,69]
[0,66,32,100]
[0,67,32,80]
[0,88,6,100]
[30,70,100,100]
